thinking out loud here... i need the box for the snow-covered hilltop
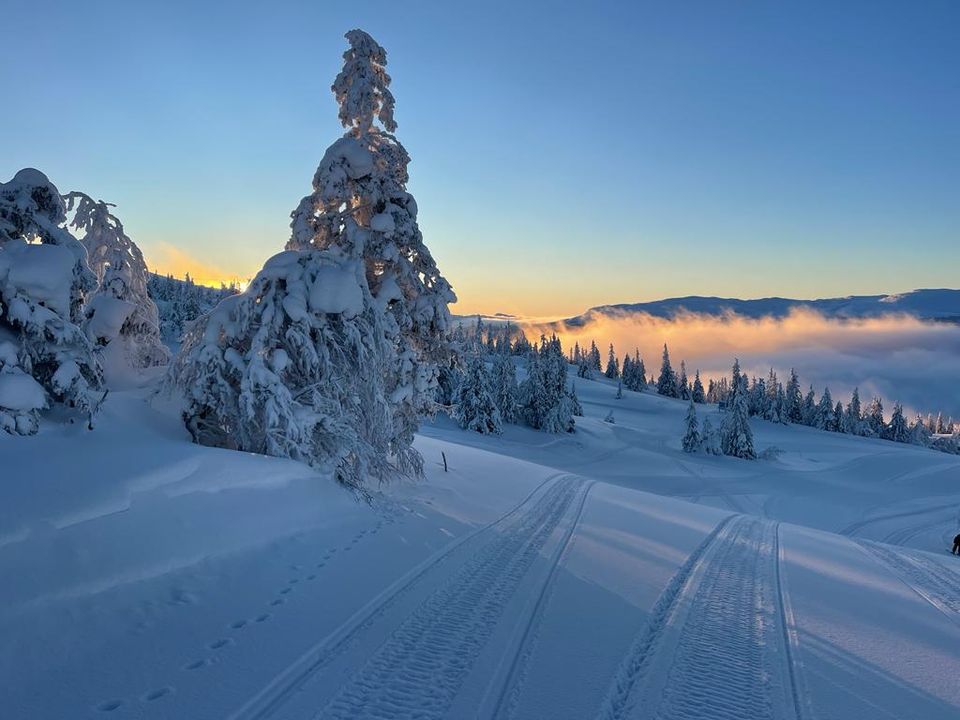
[562,288,960,325]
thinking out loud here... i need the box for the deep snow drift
[2,372,960,719]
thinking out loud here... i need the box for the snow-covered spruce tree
[678,361,690,400]
[65,192,169,369]
[453,354,501,434]
[864,397,885,438]
[844,387,863,435]
[814,386,834,430]
[682,397,701,453]
[615,379,623,399]
[801,385,817,426]
[0,169,103,434]
[887,402,909,444]
[287,29,456,455]
[720,371,755,459]
[692,369,705,403]
[604,343,619,379]
[491,352,518,423]
[170,31,453,487]
[784,368,803,423]
[657,343,677,397]
[519,336,574,433]
[700,417,721,455]
[169,251,407,488]
[910,414,931,446]
[570,380,583,416]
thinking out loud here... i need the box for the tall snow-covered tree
[784,368,802,423]
[0,169,103,434]
[814,387,834,430]
[701,416,721,455]
[604,343,619,379]
[519,335,575,433]
[720,369,755,459]
[677,361,690,400]
[491,353,518,423]
[688,369,703,404]
[682,397,701,453]
[657,343,677,397]
[64,192,169,370]
[844,387,863,434]
[865,397,886,438]
[168,30,453,489]
[287,29,456,449]
[453,354,501,434]
[887,401,909,444]
[801,385,817,426]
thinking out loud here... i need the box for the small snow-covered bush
[0,169,103,433]
[169,250,410,488]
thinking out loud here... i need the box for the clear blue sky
[5,0,958,315]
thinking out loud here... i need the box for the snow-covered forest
[3,19,960,720]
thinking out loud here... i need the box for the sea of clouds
[522,309,960,420]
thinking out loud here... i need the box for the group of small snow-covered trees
[571,341,648,392]
[655,343,706,403]
[0,170,168,433]
[448,330,578,436]
[147,273,237,342]
[683,359,754,459]
[167,30,456,488]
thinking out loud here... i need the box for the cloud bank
[523,309,960,419]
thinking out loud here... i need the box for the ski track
[839,501,959,539]
[317,476,585,720]
[857,541,960,624]
[598,514,801,720]
[228,472,567,720]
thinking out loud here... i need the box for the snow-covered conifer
[453,354,501,434]
[701,417,721,455]
[814,387,834,430]
[844,387,863,435]
[833,401,845,433]
[287,29,456,448]
[169,31,453,487]
[784,369,802,423]
[65,192,169,370]
[0,169,103,434]
[570,381,583,417]
[682,397,701,453]
[604,343,619,379]
[692,369,705,403]
[801,385,817,426]
[720,369,755,459]
[657,343,678,397]
[616,379,623,399]
[678,361,689,400]
[887,402,909,444]
[865,397,886,438]
[491,353,518,423]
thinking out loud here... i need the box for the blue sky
[4,0,959,315]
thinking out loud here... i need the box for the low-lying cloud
[523,309,960,419]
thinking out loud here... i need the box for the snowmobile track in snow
[857,541,960,625]
[228,472,577,720]
[317,476,587,719]
[598,514,803,720]
[483,479,596,720]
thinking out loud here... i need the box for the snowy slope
[2,376,960,719]
[559,288,960,325]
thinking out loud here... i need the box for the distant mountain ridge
[560,288,960,326]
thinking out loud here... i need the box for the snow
[0,372,46,411]
[85,294,135,344]
[3,367,960,718]
[0,241,76,318]
[308,263,364,317]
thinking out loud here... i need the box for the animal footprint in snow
[230,619,247,629]
[143,687,172,702]
[183,659,207,670]
[209,638,233,650]
[271,598,285,607]
[255,613,270,623]
[96,700,123,712]
[279,587,292,595]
